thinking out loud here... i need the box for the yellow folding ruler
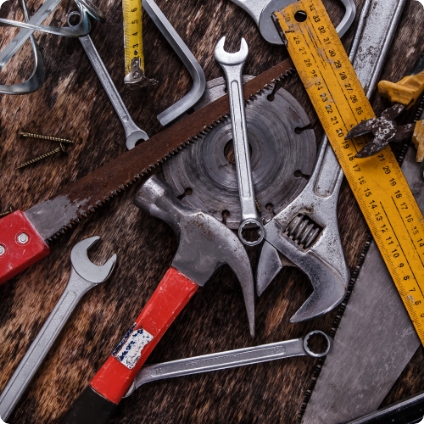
[122,0,154,86]
[274,0,424,343]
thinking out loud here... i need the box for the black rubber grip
[60,386,118,424]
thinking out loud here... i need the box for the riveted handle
[0,210,50,285]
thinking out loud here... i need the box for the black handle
[348,391,424,424]
[60,386,118,424]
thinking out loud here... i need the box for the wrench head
[70,236,117,284]
[214,37,249,66]
[126,130,149,150]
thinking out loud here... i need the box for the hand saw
[0,59,294,286]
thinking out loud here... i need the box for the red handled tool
[0,59,293,286]
[60,175,255,424]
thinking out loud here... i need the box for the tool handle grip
[0,210,50,285]
[60,267,198,423]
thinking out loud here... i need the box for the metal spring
[285,214,321,248]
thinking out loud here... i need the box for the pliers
[346,52,424,160]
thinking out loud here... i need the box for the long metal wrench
[67,11,149,150]
[256,0,405,313]
[124,330,331,397]
[142,0,206,126]
[0,237,117,422]
[214,37,264,247]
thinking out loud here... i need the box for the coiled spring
[284,214,322,249]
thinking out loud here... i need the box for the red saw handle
[91,267,198,403]
[0,210,50,285]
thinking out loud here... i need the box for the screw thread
[19,130,74,144]
[16,143,67,169]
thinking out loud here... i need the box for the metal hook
[0,0,105,38]
[0,0,45,95]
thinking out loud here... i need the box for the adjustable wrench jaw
[258,188,349,322]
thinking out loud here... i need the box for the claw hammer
[60,175,255,424]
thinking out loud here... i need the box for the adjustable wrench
[67,11,148,150]
[214,37,264,247]
[229,0,356,44]
[124,330,332,396]
[257,0,403,323]
[0,236,116,422]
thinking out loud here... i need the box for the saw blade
[22,60,294,241]
[162,77,316,229]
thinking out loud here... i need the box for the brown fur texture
[0,0,423,422]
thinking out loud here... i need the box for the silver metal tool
[0,0,102,38]
[124,330,332,397]
[67,11,149,150]
[0,0,104,71]
[229,0,356,44]
[162,77,316,231]
[0,236,116,421]
[0,0,45,95]
[299,1,415,423]
[214,37,264,247]
[256,0,405,323]
[143,0,206,126]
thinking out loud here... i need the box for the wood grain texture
[0,0,423,423]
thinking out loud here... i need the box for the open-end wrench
[229,0,356,44]
[257,0,404,323]
[143,0,206,126]
[124,330,332,397]
[214,37,264,247]
[0,236,117,422]
[67,11,148,150]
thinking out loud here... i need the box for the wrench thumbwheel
[162,77,317,229]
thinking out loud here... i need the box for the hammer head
[135,175,255,337]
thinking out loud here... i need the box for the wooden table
[1,0,424,422]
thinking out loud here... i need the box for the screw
[19,130,74,145]
[16,142,68,169]
[0,205,13,218]
[17,233,29,244]
[0,245,5,256]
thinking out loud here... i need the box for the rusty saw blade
[25,60,294,240]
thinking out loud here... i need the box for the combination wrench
[124,330,332,397]
[0,236,116,422]
[214,37,264,247]
[257,0,402,323]
[67,11,149,150]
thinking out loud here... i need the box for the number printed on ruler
[275,0,424,341]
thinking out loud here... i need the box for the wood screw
[16,143,68,169]
[18,130,74,144]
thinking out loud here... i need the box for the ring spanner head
[71,236,117,284]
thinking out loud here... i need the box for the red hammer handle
[92,267,198,403]
[0,211,50,285]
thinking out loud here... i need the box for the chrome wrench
[0,236,116,422]
[257,0,403,323]
[67,11,148,150]
[214,37,264,247]
[124,330,332,397]
[229,0,356,44]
